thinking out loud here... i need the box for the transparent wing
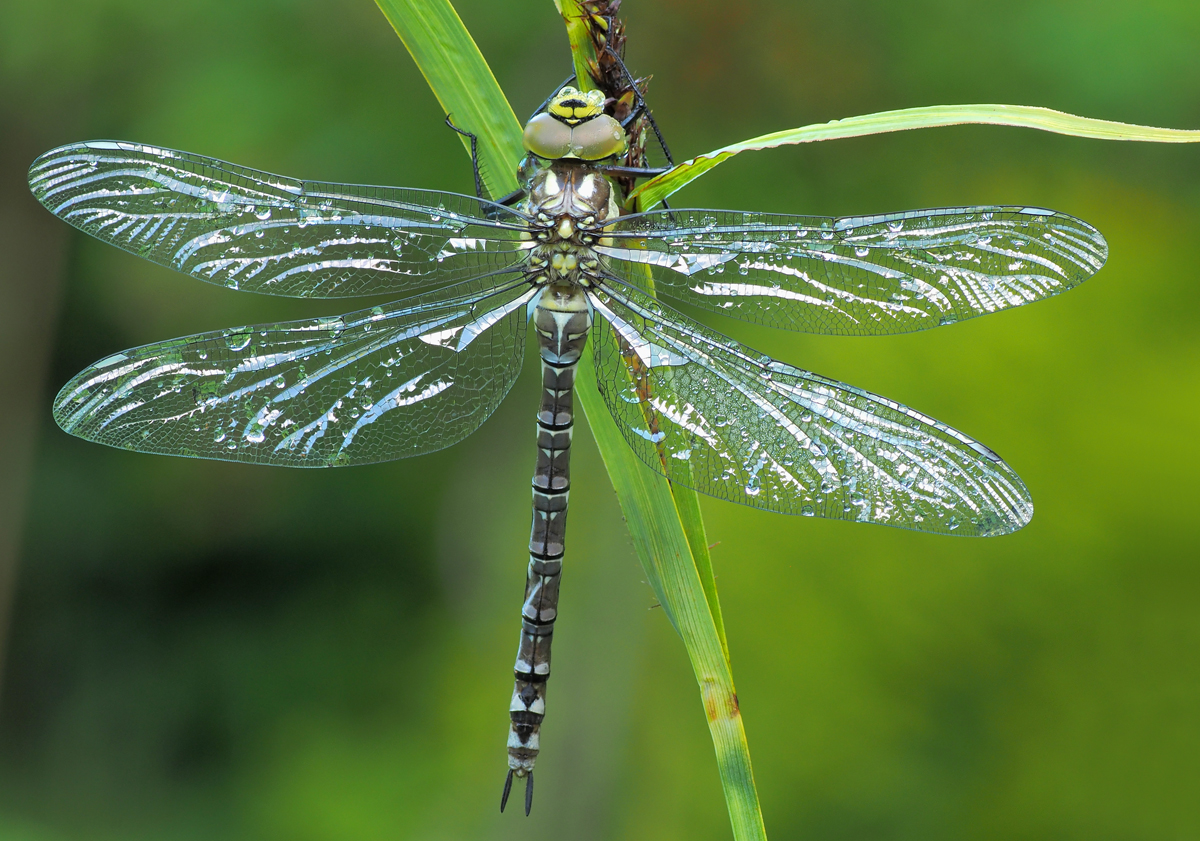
[587,280,1032,536]
[52,275,535,466]
[29,141,533,298]
[596,206,1106,335]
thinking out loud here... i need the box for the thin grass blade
[630,103,1200,210]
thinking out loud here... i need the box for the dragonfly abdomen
[504,286,592,811]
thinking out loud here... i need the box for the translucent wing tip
[50,352,134,447]
[1042,206,1109,278]
[28,141,126,211]
[979,486,1034,537]
[965,449,1034,537]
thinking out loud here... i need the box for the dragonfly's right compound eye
[569,113,626,161]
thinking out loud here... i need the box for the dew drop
[225,331,252,351]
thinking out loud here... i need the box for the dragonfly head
[522,86,627,163]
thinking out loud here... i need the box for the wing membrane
[588,280,1032,536]
[53,275,534,466]
[597,206,1106,335]
[29,141,533,298]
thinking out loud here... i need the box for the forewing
[53,276,534,467]
[588,281,1032,536]
[29,141,532,298]
[597,206,1106,335]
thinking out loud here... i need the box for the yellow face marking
[546,87,606,125]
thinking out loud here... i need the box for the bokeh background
[2,1,1199,839]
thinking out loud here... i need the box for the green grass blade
[549,0,747,823]
[374,0,523,198]
[671,476,730,664]
[630,102,1200,210]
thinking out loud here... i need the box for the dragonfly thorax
[522,160,615,287]
[523,159,619,230]
[526,241,600,286]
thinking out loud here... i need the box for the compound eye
[570,114,627,161]
[523,112,573,160]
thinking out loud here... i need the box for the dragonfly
[29,85,1106,815]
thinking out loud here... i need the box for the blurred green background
[2,1,1199,839]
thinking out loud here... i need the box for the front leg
[444,116,527,211]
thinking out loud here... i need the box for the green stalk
[375,0,763,836]
[554,0,600,93]
[552,0,731,663]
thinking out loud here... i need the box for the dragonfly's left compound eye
[569,114,627,161]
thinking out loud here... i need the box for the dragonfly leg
[594,164,672,180]
[445,116,526,212]
[444,115,486,201]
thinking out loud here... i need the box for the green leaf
[630,103,1200,210]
